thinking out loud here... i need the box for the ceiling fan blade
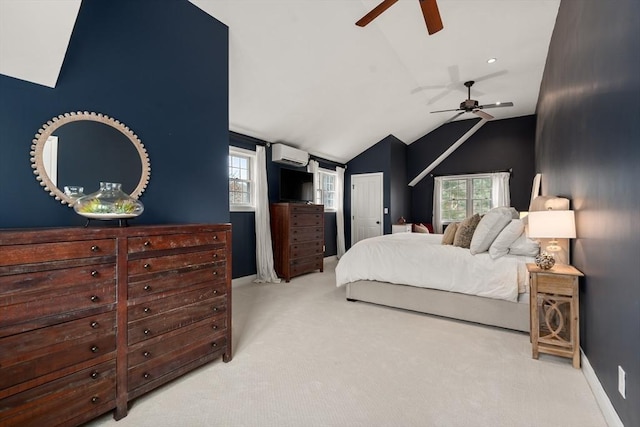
[479,102,514,109]
[419,0,444,35]
[430,107,461,114]
[356,0,399,27]
[473,110,494,120]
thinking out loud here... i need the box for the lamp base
[535,252,556,270]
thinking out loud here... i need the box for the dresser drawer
[128,336,227,392]
[0,359,116,427]
[290,255,323,277]
[128,297,227,345]
[128,231,226,254]
[128,286,225,322]
[0,281,116,337]
[289,212,323,227]
[128,318,226,368]
[0,239,116,267]
[128,264,227,299]
[289,227,323,244]
[290,241,323,258]
[1,311,116,390]
[290,204,323,214]
[534,273,576,295]
[128,250,221,277]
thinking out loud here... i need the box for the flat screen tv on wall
[279,168,314,203]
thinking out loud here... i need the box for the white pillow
[489,219,525,259]
[508,233,540,256]
[469,207,514,254]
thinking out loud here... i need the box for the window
[316,169,337,210]
[229,147,256,211]
[440,174,493,222]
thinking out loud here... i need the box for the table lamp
[527,209,576,269]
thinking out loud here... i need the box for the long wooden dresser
[0,224,231,426]
[270,203,324,282]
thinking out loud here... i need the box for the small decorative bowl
[535,253,556,270]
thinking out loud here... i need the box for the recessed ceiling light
[487,57,497,64]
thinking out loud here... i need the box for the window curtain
[254,146,280,283]
[336,166,346,258]
[491,172,511,207]
[307,159,320,203]
[432,172,510,234]
[433,177,444,233]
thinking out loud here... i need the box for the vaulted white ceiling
[0,0,560,164]
[191,0,560,163]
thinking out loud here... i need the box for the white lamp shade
[528,210,576,238]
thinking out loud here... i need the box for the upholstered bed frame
[344,196,571,333]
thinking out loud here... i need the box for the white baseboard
[581,350,624,427]
[233,257,336,287]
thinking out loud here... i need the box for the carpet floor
[87,258,607,427]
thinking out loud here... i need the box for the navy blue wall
[407,116,536,225]
[0,0,229,228]
[345,136,394,248]
[536,1,639,425]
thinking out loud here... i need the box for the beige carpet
[87,258,607,427]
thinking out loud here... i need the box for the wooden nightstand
[527,263,584,368]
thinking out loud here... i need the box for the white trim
[581,350,624,427]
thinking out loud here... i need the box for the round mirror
[31,111,150,206]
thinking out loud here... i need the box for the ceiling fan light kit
[356,0,443,35]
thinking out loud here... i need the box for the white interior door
[351,172,383,245]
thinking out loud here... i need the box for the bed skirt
[345,280,530,332]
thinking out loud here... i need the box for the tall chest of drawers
[0,224,231,426]
[270,203,324,282]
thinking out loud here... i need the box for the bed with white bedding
[335,230,535,332]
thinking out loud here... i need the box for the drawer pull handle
[91,396,100,404]
[143,240,151,247]
[91,270,99,277]
[90,371,99,379]
[212,307,218,312]
[213,290,218,295]
[143,263,151,269]
[143,351,151,358]
[212,342,217,347]
[143,373,151,379]
[91,245,99,252]
[90,321,99,329]
[143,307,151,313]
[90,295,100,303]
[144,329,151,335]
[212,271,218,276]
[213,254,218,258]
[212,325,218,330]
[143,285,152,291]
[90,345,99,353]
[213,235,218,240]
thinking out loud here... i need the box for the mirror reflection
[31,112,150,206]
[44,121,142,195]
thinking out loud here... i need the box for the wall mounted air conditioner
[271,143,309,167]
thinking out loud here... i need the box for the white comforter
[335,233,532,302]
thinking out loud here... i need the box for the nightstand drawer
[535,273,576,295]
